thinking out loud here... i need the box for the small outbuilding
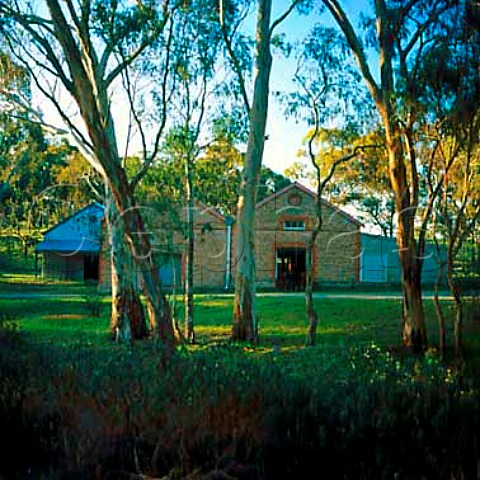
[35,202,104,282]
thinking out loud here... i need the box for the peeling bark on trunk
[232,265,257,342]
[387,129,427,352]
[108,199,148,342]
[232,0,272,343]
[398,219,427,352]
[39,0,179,357]
[322,0,428,352]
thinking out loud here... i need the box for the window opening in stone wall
[284,220,305,231]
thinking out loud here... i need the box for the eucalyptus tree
[159,0,228,343]
[220,0,310,343]
[417,7,480,358]
[285,128,396,237]
[0,0,182,352]
[321,0,464,351]
[432,139,479,358]
[283,25,375,346]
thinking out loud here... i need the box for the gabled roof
[256,182,362,226]
[39,202,105,237]
[36,202,104,253]
[194,199,226,222]
[36,238,101,253]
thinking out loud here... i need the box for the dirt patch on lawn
[45,314,86,320]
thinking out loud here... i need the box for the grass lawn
[0,282,473,356]
[3,282,480,386]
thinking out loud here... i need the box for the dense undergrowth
[1,312,479,480]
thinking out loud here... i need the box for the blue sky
[263,0,371,175]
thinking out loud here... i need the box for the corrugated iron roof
[36,237,101,253]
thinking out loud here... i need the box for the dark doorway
[275,248,306,291]
[84,253,99,282]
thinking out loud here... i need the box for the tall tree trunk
[232,0,272,343]
[447,252,464,359]
[184,158,195,343]
[107,197,148,341]
[305,232,319,346]
[433,260,447,358]
[9,0,179,355]
[386,127,427,352]
[321,0,428,352]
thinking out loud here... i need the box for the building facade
[36,184,364,290]
[245,183,361,289]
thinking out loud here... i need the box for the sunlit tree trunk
[385,131,427,351]
[232,0,272,343]
[184,157,195,343]
[107,197,148,342]
[43,0,178,355]
[322,0,428,351]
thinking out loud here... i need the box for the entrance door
[84,253,100,282]
[275,248,306,291]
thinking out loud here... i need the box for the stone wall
[98,187,361,291]
[241,185,360,288]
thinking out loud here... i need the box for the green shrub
[0,337,479,479]
[0,312,23,346]
[82,281,104,317]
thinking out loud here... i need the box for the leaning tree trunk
[113,183,178,353]
[97,156,179,353]
[107,198,148,341]
[73,74,178,351]
[41,0,178,356]
[232,0,272,343]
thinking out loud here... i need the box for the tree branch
[270,0,300,34]
[105,1,173,88]
[219,0,251,112]
[322,0,382,108]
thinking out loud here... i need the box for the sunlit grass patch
[1,287,472,358]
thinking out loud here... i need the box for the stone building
[35,183,363,290]
[241,182,361,290]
